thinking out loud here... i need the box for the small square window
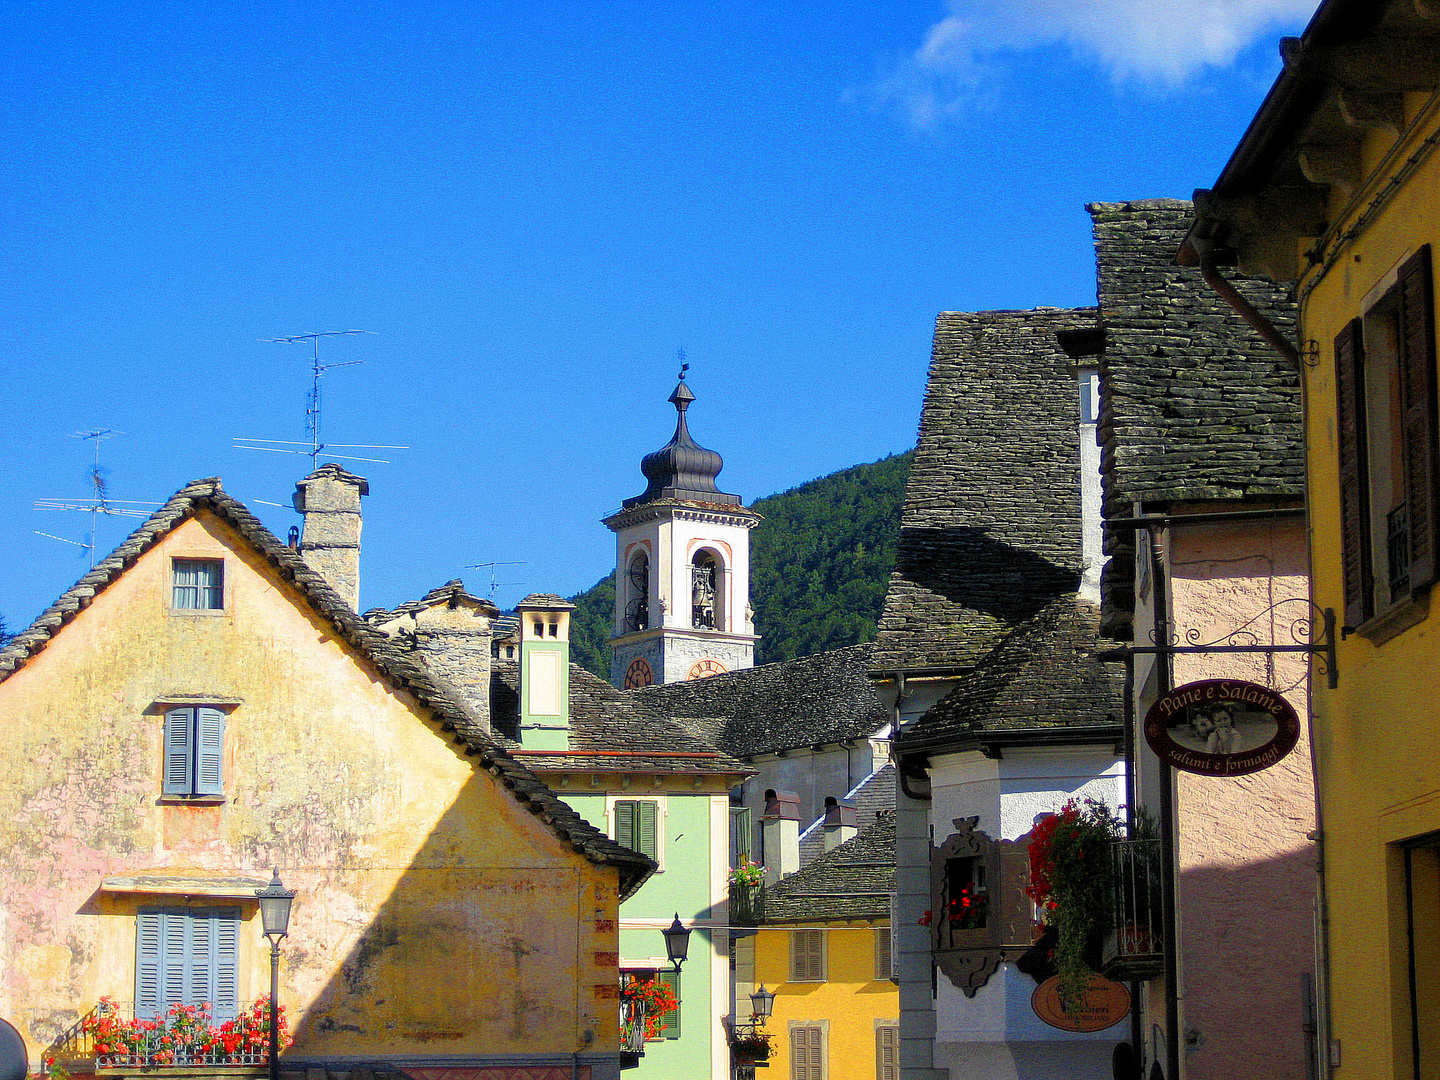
[172,559,224,611]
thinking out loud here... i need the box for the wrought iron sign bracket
[1115,601,1338,689]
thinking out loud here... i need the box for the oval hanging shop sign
[1144,679,1300,777]
[1031,975,1130,1032]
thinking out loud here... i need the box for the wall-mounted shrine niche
[928,817,1030,996]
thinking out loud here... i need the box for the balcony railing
[730,880,764,926]
[1103,838,1165,980]
[620,998,648,1055]
[46,1002,267,1072]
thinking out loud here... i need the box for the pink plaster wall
[1167,518,1316,1080]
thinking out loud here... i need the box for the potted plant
[728,858,766,889]
[729,1028,773,1062]
[1025,798,1123,1010]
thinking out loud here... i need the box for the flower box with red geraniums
[82,996,291,1069]
[619,977,678,1042]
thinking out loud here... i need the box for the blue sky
[1,0,1315,628]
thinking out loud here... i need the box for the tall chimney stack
[292,464,368,610]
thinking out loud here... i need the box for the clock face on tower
[687,658,728,680]
[623,657,655,689]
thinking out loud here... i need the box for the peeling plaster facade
[0,507,632,1079]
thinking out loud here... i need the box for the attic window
[533,619,544,637]
[548,620,558,638]
[172,559,224,611]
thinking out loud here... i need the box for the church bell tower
[605,373,760,688]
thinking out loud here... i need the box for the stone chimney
[517,594,575,750]
[292,464,368,610]
[369,581,498,733]
[761,789,801,884]
[822,796,858,852]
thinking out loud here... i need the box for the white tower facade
[605,377,760,688]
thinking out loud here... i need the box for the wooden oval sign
[1143,679,1300,777]
[1031,975,1130,1032]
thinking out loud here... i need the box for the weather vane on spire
[677,348,689,381]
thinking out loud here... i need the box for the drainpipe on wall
[1196,248,1301,369]
[1150,524,1182,1080]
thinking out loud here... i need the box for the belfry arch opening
[691,549,724,630]
[625,551,650,632]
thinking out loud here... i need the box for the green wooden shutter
[731,806,753,865]
[1399,245,1439,592]
[657,970,680,1038]
[1335,318,1372,627]
[615,801,636,850]
[164,708,195,795]
[195,708,225,796]
[135,910,163,1018]
[636,800,659,861]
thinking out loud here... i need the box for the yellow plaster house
[739,814,897,1080]
[0,474,652,1080]
[1183,1,1440,1075]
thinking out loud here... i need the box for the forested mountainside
[567,450,913,679]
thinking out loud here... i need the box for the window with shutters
[873,926,892,981]
[161,706,226,800]
[611,798,662,867]
[789,1024,825,1080]
[788,929,826,982]
[875,1024,899,1080]
[172,559,224,611]
[135,908,240,1022]
[1336,246,1439,638]
[730,804,753,867]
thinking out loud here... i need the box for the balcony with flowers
[1025,799,1165,1003]
[728,859,766,927]
[44,997,289,1077]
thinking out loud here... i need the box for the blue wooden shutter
[212,911,240,1022]
[163,709,194,795]
[162,911,188,1013]
[195,709,225,796]
[615,801,636,850]
[657,970,680,1038]
[189,910,214,1007]
[135,910,163,1018]
[636,800,659,861]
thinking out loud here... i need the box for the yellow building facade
[736,816,897,1080]
[0,477,651,1080]
[1184,3,1440,1076]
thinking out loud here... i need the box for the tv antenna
[236,330,408,469]
[34,429,156,567]
[466,561,527,601]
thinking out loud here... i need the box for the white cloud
[867,0,1317,129]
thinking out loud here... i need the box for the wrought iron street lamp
[661,913,691,972]
[255,870,295,1080]
[749,985,774,1023]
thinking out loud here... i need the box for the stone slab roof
[894,595,1124,754]
[631,643,889,758]
[761,813,895,923]
[1089,200,1303,637]
[490,660,751,775]
[873,308,1093,672]
[0,478,654,899]
[798,763,896,869]
[363,579,498,622]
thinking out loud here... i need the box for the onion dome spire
[623,370,741,508]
